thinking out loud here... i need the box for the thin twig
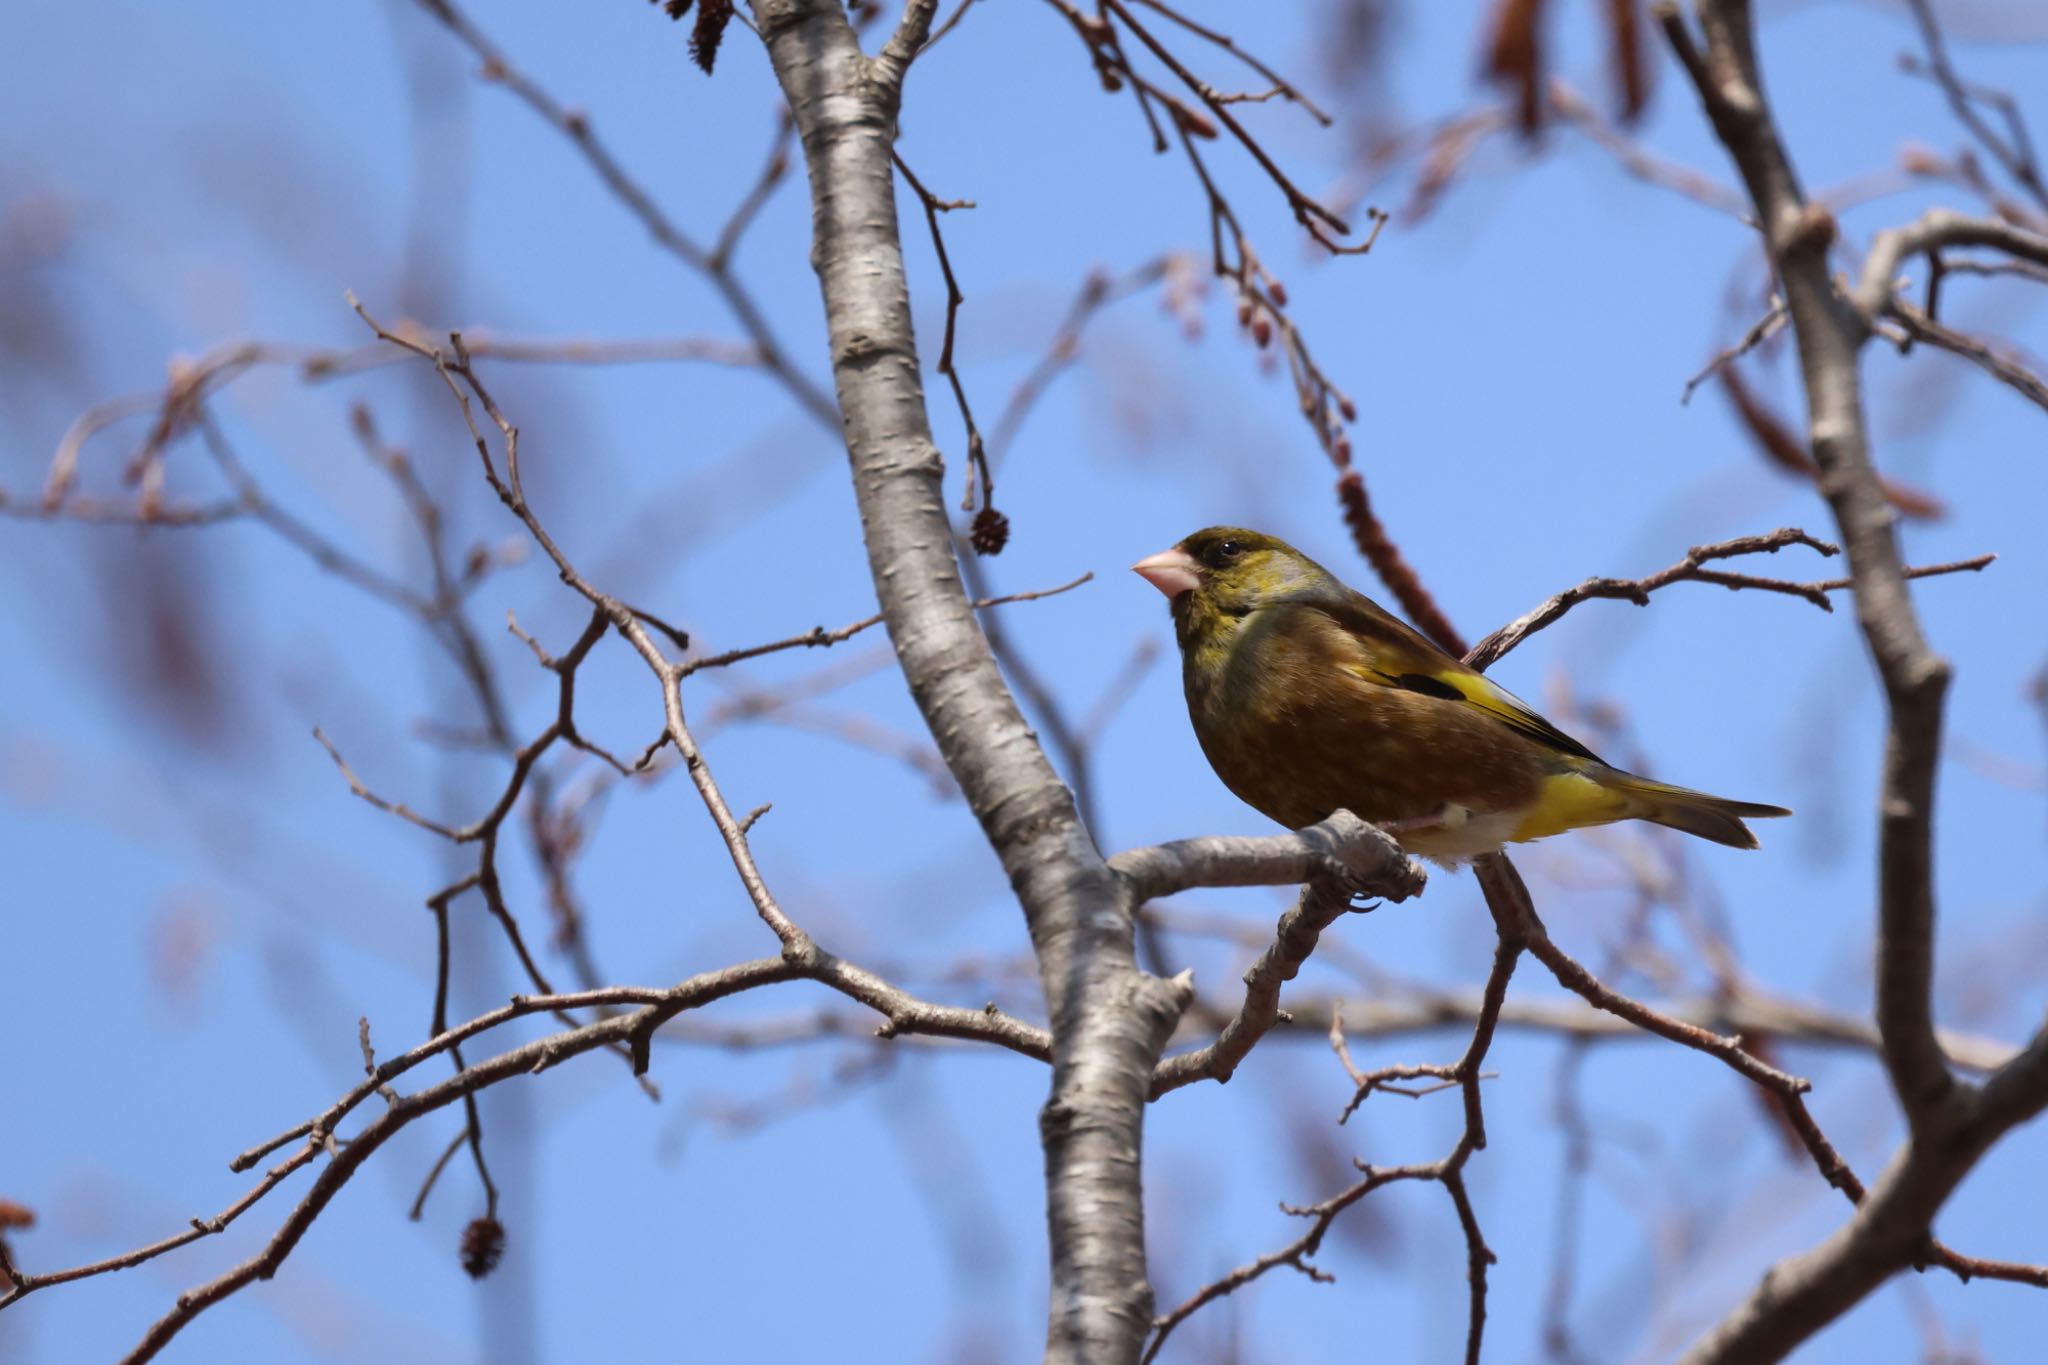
[409,0,838,426]
[891,152,999,538]
[1465,530,1994,672]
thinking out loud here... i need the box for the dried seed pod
[970,507,1010,556]
[461,1217,506,1280]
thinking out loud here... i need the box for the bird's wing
[1305,594,1605,764]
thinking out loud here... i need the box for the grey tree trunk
[757,2,1192,1357]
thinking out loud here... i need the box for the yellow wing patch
[1344,663,1604,764]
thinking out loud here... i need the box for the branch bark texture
[756,3,1188,1357]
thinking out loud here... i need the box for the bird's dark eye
[1212,540,1245,564]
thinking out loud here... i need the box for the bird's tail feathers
[1601,772,1791,850]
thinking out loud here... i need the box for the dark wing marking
[1314,596,1606,764]
[1380,671,1465,702]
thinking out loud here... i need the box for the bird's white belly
[1392,805,1527,866]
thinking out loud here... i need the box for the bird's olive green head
[1133,527,1339,652]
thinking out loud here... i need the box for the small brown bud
[1338,396,1358,422]
[970,507,1010,556]
[1897,142,1941,176]
[1251,318,1272,348]
[1268,280,1289,307]
[461,1217,505,1279]
[1787,203,1837,253]
[1332,437,1352,468]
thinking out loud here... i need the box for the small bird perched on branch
[1134,527,1789,865]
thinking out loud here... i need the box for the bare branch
[756,6,1190,1357]
[1665,0,1954,1113]
[893,151,1003,544]
[920,0,983,56]
[1267,989,2020,1075]
[1651,2,2048,1355]
[1150,870,1408,1096]
[409,0,839,426]
[1464,528,1995,672]
[1147,858,1520,1363]
[1144,1158,1438,1361]
[875,0,940,92]
[1884,300,2048,415]
[312,727,464,840]
[1718,362,1946,520]
[1124,0,1331,126]
[642,979,2025,1077]
[1683,300,1787,403]
[1899,0,2048,217]
[1854,208,2048,320]
[1937,256,2048,289]
[986,254,1179,464]
[679,571,1093,676]
[1040,0,1387,524]
[0,948,1052,1339]
[1110,809,1424,906]
[1551,78,1751,222]
[709,112,794,272]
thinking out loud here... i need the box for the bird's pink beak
[1132,546,1201,599]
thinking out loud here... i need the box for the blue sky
[2,1,2045,1361]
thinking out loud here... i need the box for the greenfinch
[1133,527,1789,864]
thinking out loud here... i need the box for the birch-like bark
[754,2,1189,1358]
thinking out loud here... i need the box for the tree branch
[0,953,1052,1339]
[1149,848,1422,1095]
[1147,860,1521,1363]
[1663,0,1959,1128]
[1111,810,1423,905]
[756,4,1190,1357]
[1463,528,1993,672]
[1883,302,2048,415]
[1854,209,2048,320]
[1263,989,2020,1075]
[1653,2,2045,1356]
[410,0,839,426]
